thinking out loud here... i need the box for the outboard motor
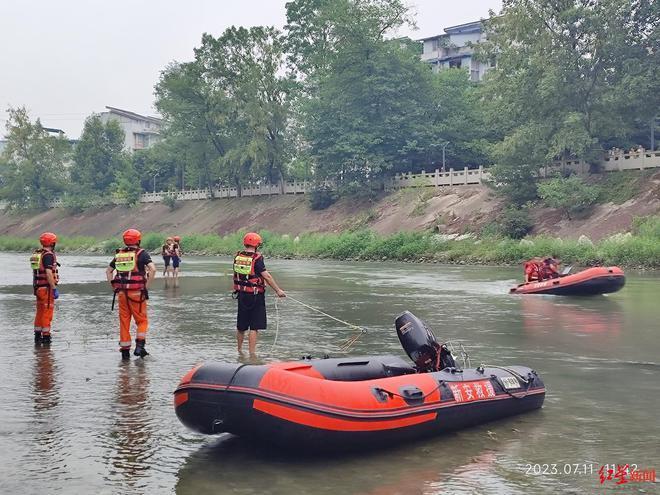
[395,311,456,372]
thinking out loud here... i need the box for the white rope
[286,296,366,334]
[286,296,367,352]
[269,296,280,355]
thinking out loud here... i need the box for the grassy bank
[1,216,659,269]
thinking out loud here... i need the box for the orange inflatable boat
[510,266,625,295]
[174,312,546,450]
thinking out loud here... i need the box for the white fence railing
[542,150,660,177]
[1,151,659,210]
[386,166,489,189]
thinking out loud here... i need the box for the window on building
[449,59,462,69]
[134,133,146,149]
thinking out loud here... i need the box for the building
[99,106,162,152]
[420,20,493,81]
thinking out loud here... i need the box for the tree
[155,26,294,194]
[478,0,660,201]
[432,69,491,168]
[537,175,599,219]
[0,107,70,208]
[304,37,438,185]
[71,115,128,195]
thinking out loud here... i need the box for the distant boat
[510,266,625,296]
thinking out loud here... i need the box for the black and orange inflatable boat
[510,266,625,296]
[174,312,546,450]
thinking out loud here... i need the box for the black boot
[134,339,149,358]
[42,334,52,345]
[121,349,131,360]
[34,331,42,344]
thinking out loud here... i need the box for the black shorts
[236,292,267,331]
[172,256,180,268]
[163,255,171,267]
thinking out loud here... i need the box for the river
[0,252,658,494]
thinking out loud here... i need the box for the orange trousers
[118,290,149,350]
[34,287,55,335]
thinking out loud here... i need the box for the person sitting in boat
[541,256,560,279]
[523,258,543,283]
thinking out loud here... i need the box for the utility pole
[442,142,449,171]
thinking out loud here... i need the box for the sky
[0,0,502,138]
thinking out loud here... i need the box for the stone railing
[386,166,489,189]
[2,152,659,211]
[140,180,327,203]
[541,150,660,177]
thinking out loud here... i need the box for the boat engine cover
[395,311,439,371]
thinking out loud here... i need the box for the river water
[0,252,658,494]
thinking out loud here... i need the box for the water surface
[0,253,658,494]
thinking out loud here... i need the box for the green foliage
[632,216,660,239]
[478,0,659,202]
[111,161,142,205]
[161,194,179,211]
[538,175,599,219]
[71,115,128,194]
[594,171,643,205]
[498,207,533,239]
[1,223,659,267]
[0,107,70,208]
[308,186,338,210]
[155,26,295,191]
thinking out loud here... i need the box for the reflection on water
[103,361,153,491]
[0,253,658,494]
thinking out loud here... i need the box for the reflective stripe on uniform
[119,340,132,348]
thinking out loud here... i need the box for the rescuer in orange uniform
[31,232,60,344]
[233,232,286,357]
[106,229,157,359]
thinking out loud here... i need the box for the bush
[498,207,533,239]
[309,186,338,210]
[632,215,660,239]
[162,194,178,211]
[537,175,599,219]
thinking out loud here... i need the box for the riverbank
[2,215,659,268]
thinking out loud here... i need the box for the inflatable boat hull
[509,266,625,296]
[174,356,545,450]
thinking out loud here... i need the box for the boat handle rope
[481,365,530,384]
[286,296,367,352]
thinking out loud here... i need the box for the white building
[99,106,162,152]
[420,21,494,82]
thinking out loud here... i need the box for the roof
[418,20,483,41]
[105,106,163,125]
[43,127,65,134]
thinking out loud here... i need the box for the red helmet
[123,228,142,245]
[173,235,181,242]
[243,232,262,248]
[39,232,57,247]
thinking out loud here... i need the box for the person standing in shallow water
[106,229,157,359]
[31,232,60,344]
[233,232,286,357]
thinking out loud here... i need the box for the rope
[269,296,280,355]
[286,296,367,352]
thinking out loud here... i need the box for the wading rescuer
[31,232,60,344]
[233,232,286,357]
[106,229,157,359]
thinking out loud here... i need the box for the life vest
[233,251,265,294]
[30,249,59,289]
[523,259,542,281]
[162,244,176,256]
[112,248,147,291]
